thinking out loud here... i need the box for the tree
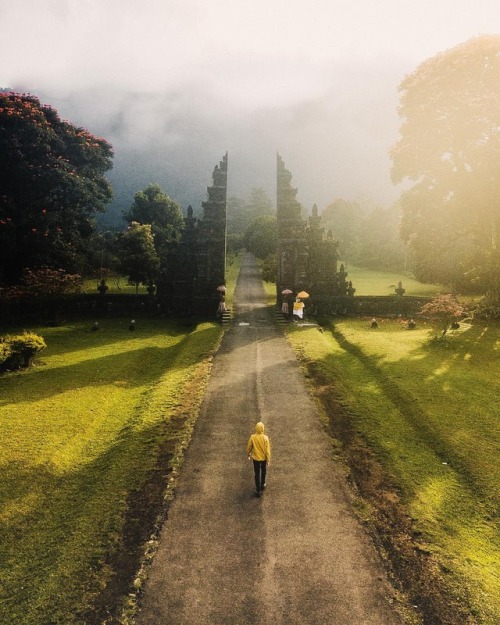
[352,203,407,272]
[227,188,274,238]
[420,293,465,336]
[117,222,160,292]
[244,215,277,259]
[391,36,500,301]
[320,198,364,260]
[124,184,184,259]
[22,267,82,298]
[0,93,114,285]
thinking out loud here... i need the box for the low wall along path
[136,253,404,625]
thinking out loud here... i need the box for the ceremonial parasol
[281,288,293,295]
[297,290,310,299]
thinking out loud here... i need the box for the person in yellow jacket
[246,421,271,497]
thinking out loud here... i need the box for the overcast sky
[1,0,500,215]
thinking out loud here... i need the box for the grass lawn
[286,317,499,624]
[0,318,223,625]
[82,276,142,294]
[258,261,443,301]
[341,264,443,297]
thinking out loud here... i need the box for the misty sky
[2,0,500,217]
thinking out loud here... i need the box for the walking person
[246,421,271,497]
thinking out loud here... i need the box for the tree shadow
[0,325,218,405]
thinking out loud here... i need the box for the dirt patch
[305,359,478,625]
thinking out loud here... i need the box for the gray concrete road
[136,253,404,625]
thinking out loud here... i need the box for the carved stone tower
[276,155,351,313]
[276,153,308,303]
[193,152,228,314]
[159,154,228,317]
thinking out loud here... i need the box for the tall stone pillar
[276,153,308,303]
[193,153,228,314]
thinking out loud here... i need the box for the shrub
[0,341,12,367]
[4,332,47,369]
[420,293,465,335]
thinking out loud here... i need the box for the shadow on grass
[0,322,220,624]
[4,317,193,360]
[0,325,219,406]
[326,322,495,503]
[0,412,184,625]
[298,319,498,625]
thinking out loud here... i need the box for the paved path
[136,253,403,625]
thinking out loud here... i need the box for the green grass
[286,318,499,624]
[82,276,142,294]
[344,264,443,296]
[0,318,223,625]
[257,261,442,300]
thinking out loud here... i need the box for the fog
[1,0,499,223]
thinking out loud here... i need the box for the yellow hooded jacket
[246,422,271,462]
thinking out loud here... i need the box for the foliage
[320,198,365,259]
[117,222,160,291]
[84,229,121,278]
[287,319,499,624]
[0,340,12,365]
[2,331,46,368]
[0,93,114,285]
[0,318,222,624]
[244,215,277,259]
[319,199,407,272]
[351,202,407,271]
[22,267,82,297]
[420,293,465,335]
[124,183,184,260]
[260,253,277,283]
[227,187,274,241]
[391,35,500,300]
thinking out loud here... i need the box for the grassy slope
[0,318,223,625]
[286,318,499,624]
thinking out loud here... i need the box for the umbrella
[297,290,310,299]
[281,288,293,295]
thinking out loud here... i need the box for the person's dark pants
[253,460,267,492]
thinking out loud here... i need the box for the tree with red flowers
[0,92,113,285]
[420,293,465,336]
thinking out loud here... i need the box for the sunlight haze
[1,0,500,213]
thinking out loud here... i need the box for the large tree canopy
[227,187,274,246]
[391,36,500,300]
[0,93,113,285]
[117,222,160,292]
[124,183,184,259]
[244,215,277,260]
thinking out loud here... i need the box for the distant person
[91,321,99,331]
[97,279,108,296]
[216,297,227,319]
[370,317,378,328]
[129,319,136,331]
[407,318,416,329]
[246,421,271,498]
[293,298,304,319]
